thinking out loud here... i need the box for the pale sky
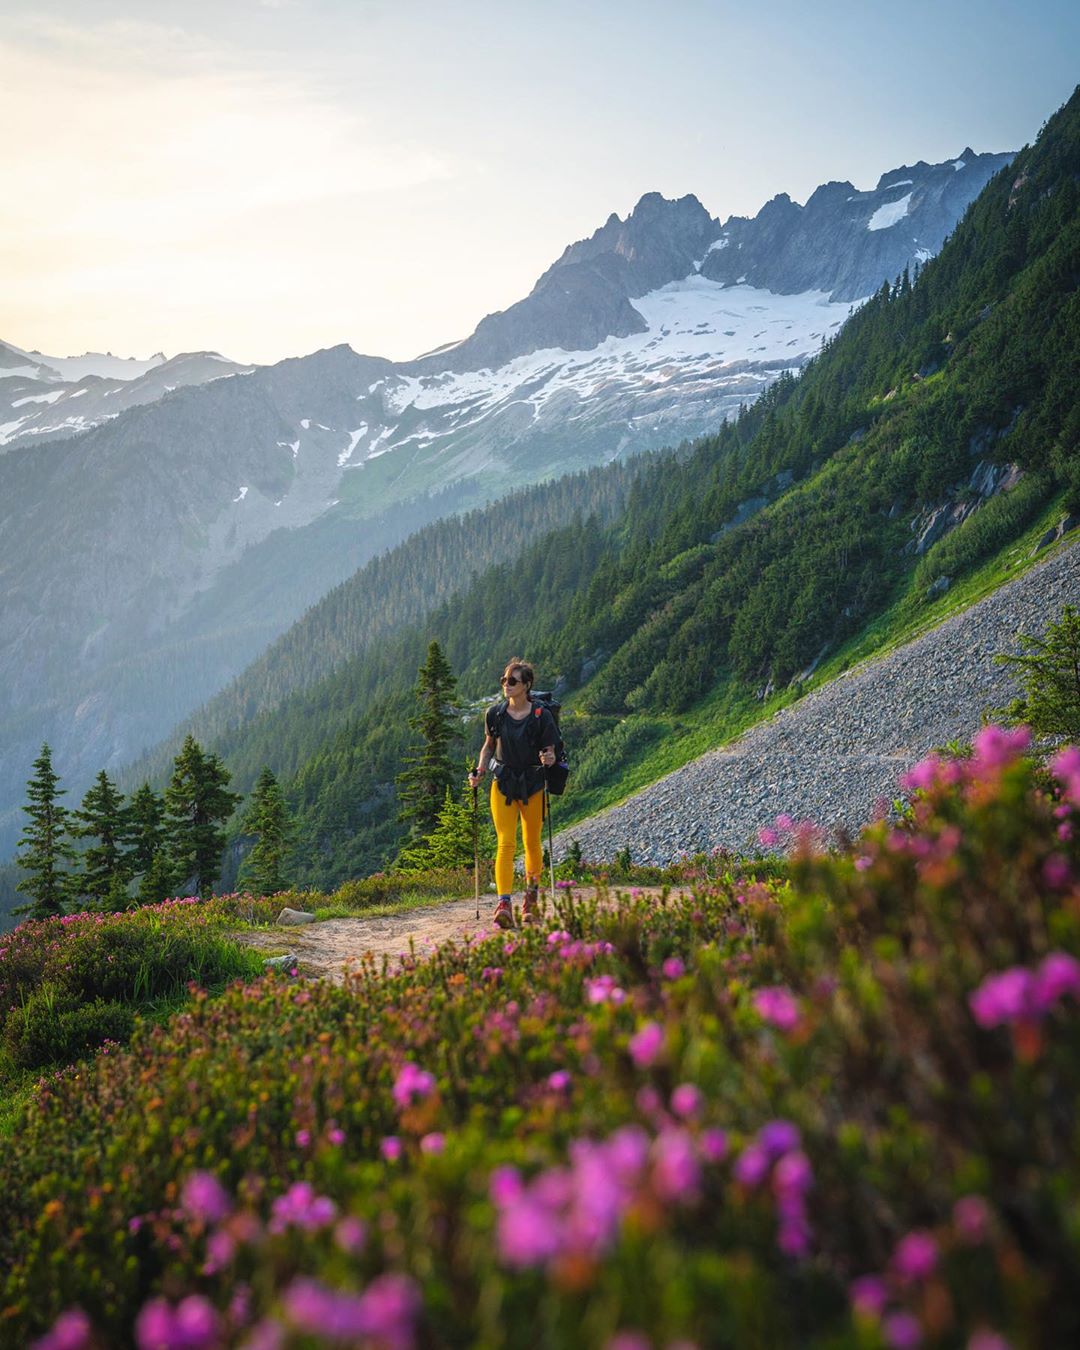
[2,1,1078,365]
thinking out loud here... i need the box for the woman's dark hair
[502,657,534,690]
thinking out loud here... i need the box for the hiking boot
[493,898,514,930]
[522,887,541,926]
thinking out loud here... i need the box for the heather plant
[2,731,1079,1348]
[0,897,265,1074]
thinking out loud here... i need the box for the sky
[2,1,1078,366]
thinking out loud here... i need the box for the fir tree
[14,743,75,919]
[396,640,461,838]
[127,782,166,880]
[993,605,1080,740]
[70,770,131,910]
[164,735,241,898]
[395,782,490,870]
[138,850,178,908]
[238,767,294,896]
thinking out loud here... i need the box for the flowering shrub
[0,897,265,1073]
[2,730,1079,1347]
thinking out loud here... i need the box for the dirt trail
[234,886,689,983]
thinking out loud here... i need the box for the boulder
[927,576,952,598]
[277,907,316,926]
[263,954,298,971]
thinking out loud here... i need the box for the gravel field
[556,537,1080,863]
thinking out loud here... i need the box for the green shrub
[2,983,134,1070]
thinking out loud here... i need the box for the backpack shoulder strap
[488,699,509,741]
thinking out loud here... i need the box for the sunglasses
[500,674,524,687]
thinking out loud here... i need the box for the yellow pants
[491,781,545,895]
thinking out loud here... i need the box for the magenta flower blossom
[849,1275,889,1317]
[295,1129,311,1149]
[670,1083,703,1120]
[238,1320,285,1350]
[202,1229,235,1275]
[586,974,626,1005]
[953,1195,991,1244]
[759,1120,801,1158]
[1042,853,1071,888]
[497,1194,563,1267]
[652,1128,701,1200]
[969,967,1037,1027]
[699,1128,728,1162]
[734,1144,770,1188]
[392,1062,436,1109]
[752,986,801,1032]
[967,1333,1011,1350]
[892,1230,938,1281]
[661,956,686,980]
[283,1279,368,1340]
[269,1181,337,1234]
[1032,951,1080,1010]
[773,1150,813,1197]
[334,1216,367,1254]
[136,1296,220,1350]
[489,1165,524,1206]
[326,1125,346,1146]
[547,1069,572,1093]
[973,723,1030,771]
[607,1125,650,1180]
[180,1171,231,1226]
[420,1131,445,1155]
[758,826,779,847]
[32,1309,91,1350]
[380,1135,403,1162]
[883,1310,923,1349]
[629,1022,664,1068]
[1052,744,1080,802]
[606,1334,651,1350]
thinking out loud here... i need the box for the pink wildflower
[661,956,685,980]
[392,1062,436,1109]
[1034,951,1080,1010]
[497,1194,562,1267]
[752,986,801,1032]
[32,1309,92,1350]
[1052,744,1080,802]
[136,1296,220,1350]
[295,1129,311,1149]
[953,1195,991,1244]
[651,1128,701,1200]
[269,1181,337,1234]
[180,1171,231,1225]
[760,1119,801,1157]
[489,1166,523,1206]
[628,1022,664,1068]
[334,1216,366,1254]
[734,1144,770,1188]
[1042,854,1071,888]
[883,1310,923,1349]
[547,1069,572,1093]
[699,1128,728,1162]
[972,723,1030,771]
[420,1132,445,1155]
[892,1230,938,1281]
[670,1083,703,1120]
[969,967,1037,1028]
[380,1135,403,1162]
[849,1275,889,1318]
[758,826,779,847]
[586,974,626,1005]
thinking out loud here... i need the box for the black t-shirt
[486,699,556,802]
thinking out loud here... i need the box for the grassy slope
[553,495,1074,835]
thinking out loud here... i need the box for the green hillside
[126,85,1080,888]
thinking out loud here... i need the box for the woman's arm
[469,733,497,785]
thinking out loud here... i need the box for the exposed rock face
[556,539,1080,863]
[700,150,1014,301]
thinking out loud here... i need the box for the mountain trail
[233,885,690,983]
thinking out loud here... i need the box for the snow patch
[882,179,913,189]
[233,486,249,502]
[338,425,368,466]
[952,160,966,172]
[867,193,913,231]
[12,389,64,407]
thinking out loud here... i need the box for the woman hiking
[468,657,557,929]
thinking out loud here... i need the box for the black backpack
[490,691,570,794]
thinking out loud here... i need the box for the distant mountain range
[0,144,1014,854]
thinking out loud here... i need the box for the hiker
[468,658,557,929]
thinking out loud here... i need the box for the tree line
[13,737,293,920]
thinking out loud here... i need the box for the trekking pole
[545,781,556,908]
[472,777,480,922]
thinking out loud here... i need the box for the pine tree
[238,767,294,896]
[70,770,131,910]
[14,743,75,919]
[164,735,242,898]
[396,640,462,837]
[127,782,166,880]
[993,605,1080,740]
[138,850,177,908]
[395,782,489,870]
